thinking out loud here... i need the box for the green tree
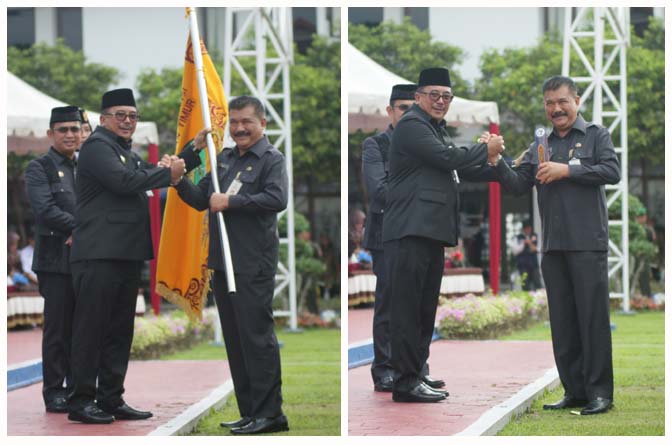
[289,36,341,185]
[626,17,665,166]
[474,32,564,157]
[349,18,467,90]
[608,194,658,297]
[7,39,120,111]
[474,17,665,165]
[279,211,327,314]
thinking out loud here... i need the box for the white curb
[148,379,235,436]
[456,366,560,436]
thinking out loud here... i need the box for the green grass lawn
[498,311,664,435]
[162,328,341,436]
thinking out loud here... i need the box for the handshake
[158,154,187,185]
[478,131,506,164]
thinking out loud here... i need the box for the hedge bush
[130,307,218,359]
[436,290,549,339]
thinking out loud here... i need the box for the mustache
[234,131,251,137]
[552,112,567,118]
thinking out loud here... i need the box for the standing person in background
[25,106,81,413]
[512,220,542,291]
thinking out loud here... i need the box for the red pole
[148,143,161,315]
[488,123,501,295]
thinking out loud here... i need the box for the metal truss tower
[223,7,298,329]
[562,7,631,311]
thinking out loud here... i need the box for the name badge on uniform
[569,158,581,166]
[120,154,126,164]
[225,172,243,195]
[146,190,154,197]
[58,171,64,178]
[452,170,460,184]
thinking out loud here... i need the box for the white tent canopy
[348,42,499,127]
[7,71,159,145]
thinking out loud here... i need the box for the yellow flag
[155,36,228,320]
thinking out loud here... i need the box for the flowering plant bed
[436,290,549,339]
[130,307,218,359]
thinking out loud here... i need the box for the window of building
[8,8,36,49]
[57,8,83,51]
[293,7,317,53]
[631,7,654,37]
[405,7,428,31]
[348,8,384,27]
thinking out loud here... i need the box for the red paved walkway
[348,308,374,344]
[8,328,232,436]
[8,328,42,365]
[348,309,556,435]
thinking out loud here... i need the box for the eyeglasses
[418,90,454,103]
[53,126,81,134]
[104,111,140,122]
[393,104,411,111]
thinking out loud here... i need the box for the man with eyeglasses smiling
[362,84,444,394]
[383,68,504,403]
[24,106,82,415]
[67,88,186,424]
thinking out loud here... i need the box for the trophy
[534,127,550,163]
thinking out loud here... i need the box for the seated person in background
[20,233,38,285]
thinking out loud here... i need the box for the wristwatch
[488,154,502,167]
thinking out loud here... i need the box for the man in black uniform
[25,106,81,413]
[68,89,186,424]
[361,84,444,393]
[383,68,504,403]
[489,76,620,415]
[174,95,289,435]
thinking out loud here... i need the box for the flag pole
[187,7,236,293]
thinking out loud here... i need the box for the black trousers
[68,260,141,409]
[213,270,283,419]
[37,271,76,403]
[385,236,444,392]
[541,251,614,400]
[370,248,394,383]
[519,263,542,291]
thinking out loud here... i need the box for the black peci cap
[50,106,82,125]
[418,68,451,88]
[101,88,136,110]
[390,84,418,102]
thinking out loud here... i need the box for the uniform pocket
[106,209,140,224]
[418,189,448,204]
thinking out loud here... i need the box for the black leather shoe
[392,383,445,403]
[220,417,252,428]
[422,382,449,397]
[543,396,588,410]
[374,376,394,392]
[422,375,446,389]
[230,415,289,435]
[580,397,613,415]
[45,396,69,413]
[98,402,153,420]
[68,404,115,424]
